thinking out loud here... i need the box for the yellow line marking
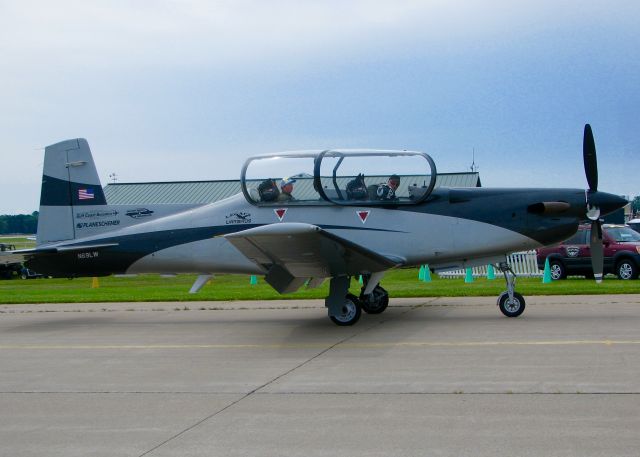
[0,340,639,350]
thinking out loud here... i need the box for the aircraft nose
[588,191,628,216]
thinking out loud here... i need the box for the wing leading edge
[224,222,403,294]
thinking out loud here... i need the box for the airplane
[0,125,627,325]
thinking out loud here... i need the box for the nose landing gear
[496,262,526,317]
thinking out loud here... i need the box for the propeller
[583,124,603,283]
[583,124,598,192]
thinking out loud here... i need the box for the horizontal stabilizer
[0,243,119,265]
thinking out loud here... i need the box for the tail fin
[37,139,107,245]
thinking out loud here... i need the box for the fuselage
[27,186,604,279]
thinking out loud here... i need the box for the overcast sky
[1,0,638,213]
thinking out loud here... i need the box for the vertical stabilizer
[37,139,107,245]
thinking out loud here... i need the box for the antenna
[470,148,478,173]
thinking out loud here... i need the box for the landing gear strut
[496,262,526,317]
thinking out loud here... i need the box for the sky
[1,0,638,213]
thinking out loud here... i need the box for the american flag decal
[78,188,95,200]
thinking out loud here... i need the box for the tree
[632,196,640,216]
[0,213,38,234]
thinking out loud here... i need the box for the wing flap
[225,223,402,280]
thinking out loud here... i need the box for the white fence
[437,250,542,278]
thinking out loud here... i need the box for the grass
[0,236,35,250]
[1,268,639,304]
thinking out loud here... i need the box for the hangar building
[103,172,481,205]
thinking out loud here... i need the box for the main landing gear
[496,262,526,317]
[325,274,390,326]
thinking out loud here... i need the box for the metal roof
[104,172,481,205]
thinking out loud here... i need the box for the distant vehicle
[627,218,640,234]
[0,243,16,252]
[20,267,45,280]
[536,224,640,280]
[0,243,22,279]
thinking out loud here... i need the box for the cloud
[0,0,639,213]
[0,1,577,69]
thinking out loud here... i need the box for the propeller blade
[590,220,604,283]
[583,124,598,192]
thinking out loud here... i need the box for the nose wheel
[497,291,525,317]
[496,262,526,317]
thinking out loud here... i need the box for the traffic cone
[91,277,99,288]
[464,268,474,283]
[542,258,552,284]
[250,275,258,285]
[487,264,496,280]
[418,265,425,281]
[423,265,432,282]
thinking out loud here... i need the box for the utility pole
[470,149,478,173]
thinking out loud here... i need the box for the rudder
[37,139,107,245]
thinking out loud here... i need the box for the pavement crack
[137,328,370,456]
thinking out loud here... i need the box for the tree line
[0,212,38,234]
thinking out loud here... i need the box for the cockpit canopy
[241,149,437,206]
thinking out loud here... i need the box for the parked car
[536,224,640,280]
[628,218,640,234]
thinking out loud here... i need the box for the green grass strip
[1,269,639,304]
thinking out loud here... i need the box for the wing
[225,223,403,293]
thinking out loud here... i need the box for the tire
[360,285,389,314]
[497,291,526,318]
[549,260,566,280]
[20,273,28,280]
[616,259,638,280]
[329,293,362,326]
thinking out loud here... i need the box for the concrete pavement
[1,295,639,456]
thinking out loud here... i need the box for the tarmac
[1,295,639,457]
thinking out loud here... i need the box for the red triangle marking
[357,210,370,223]
[275,208,287,221]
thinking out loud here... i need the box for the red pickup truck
[536,224,640,280]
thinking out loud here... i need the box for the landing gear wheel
[549,260,566,280]
[497,291,526,318]
[616,259,638,280]
[329,293,362,326]
[360,285,389,314]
